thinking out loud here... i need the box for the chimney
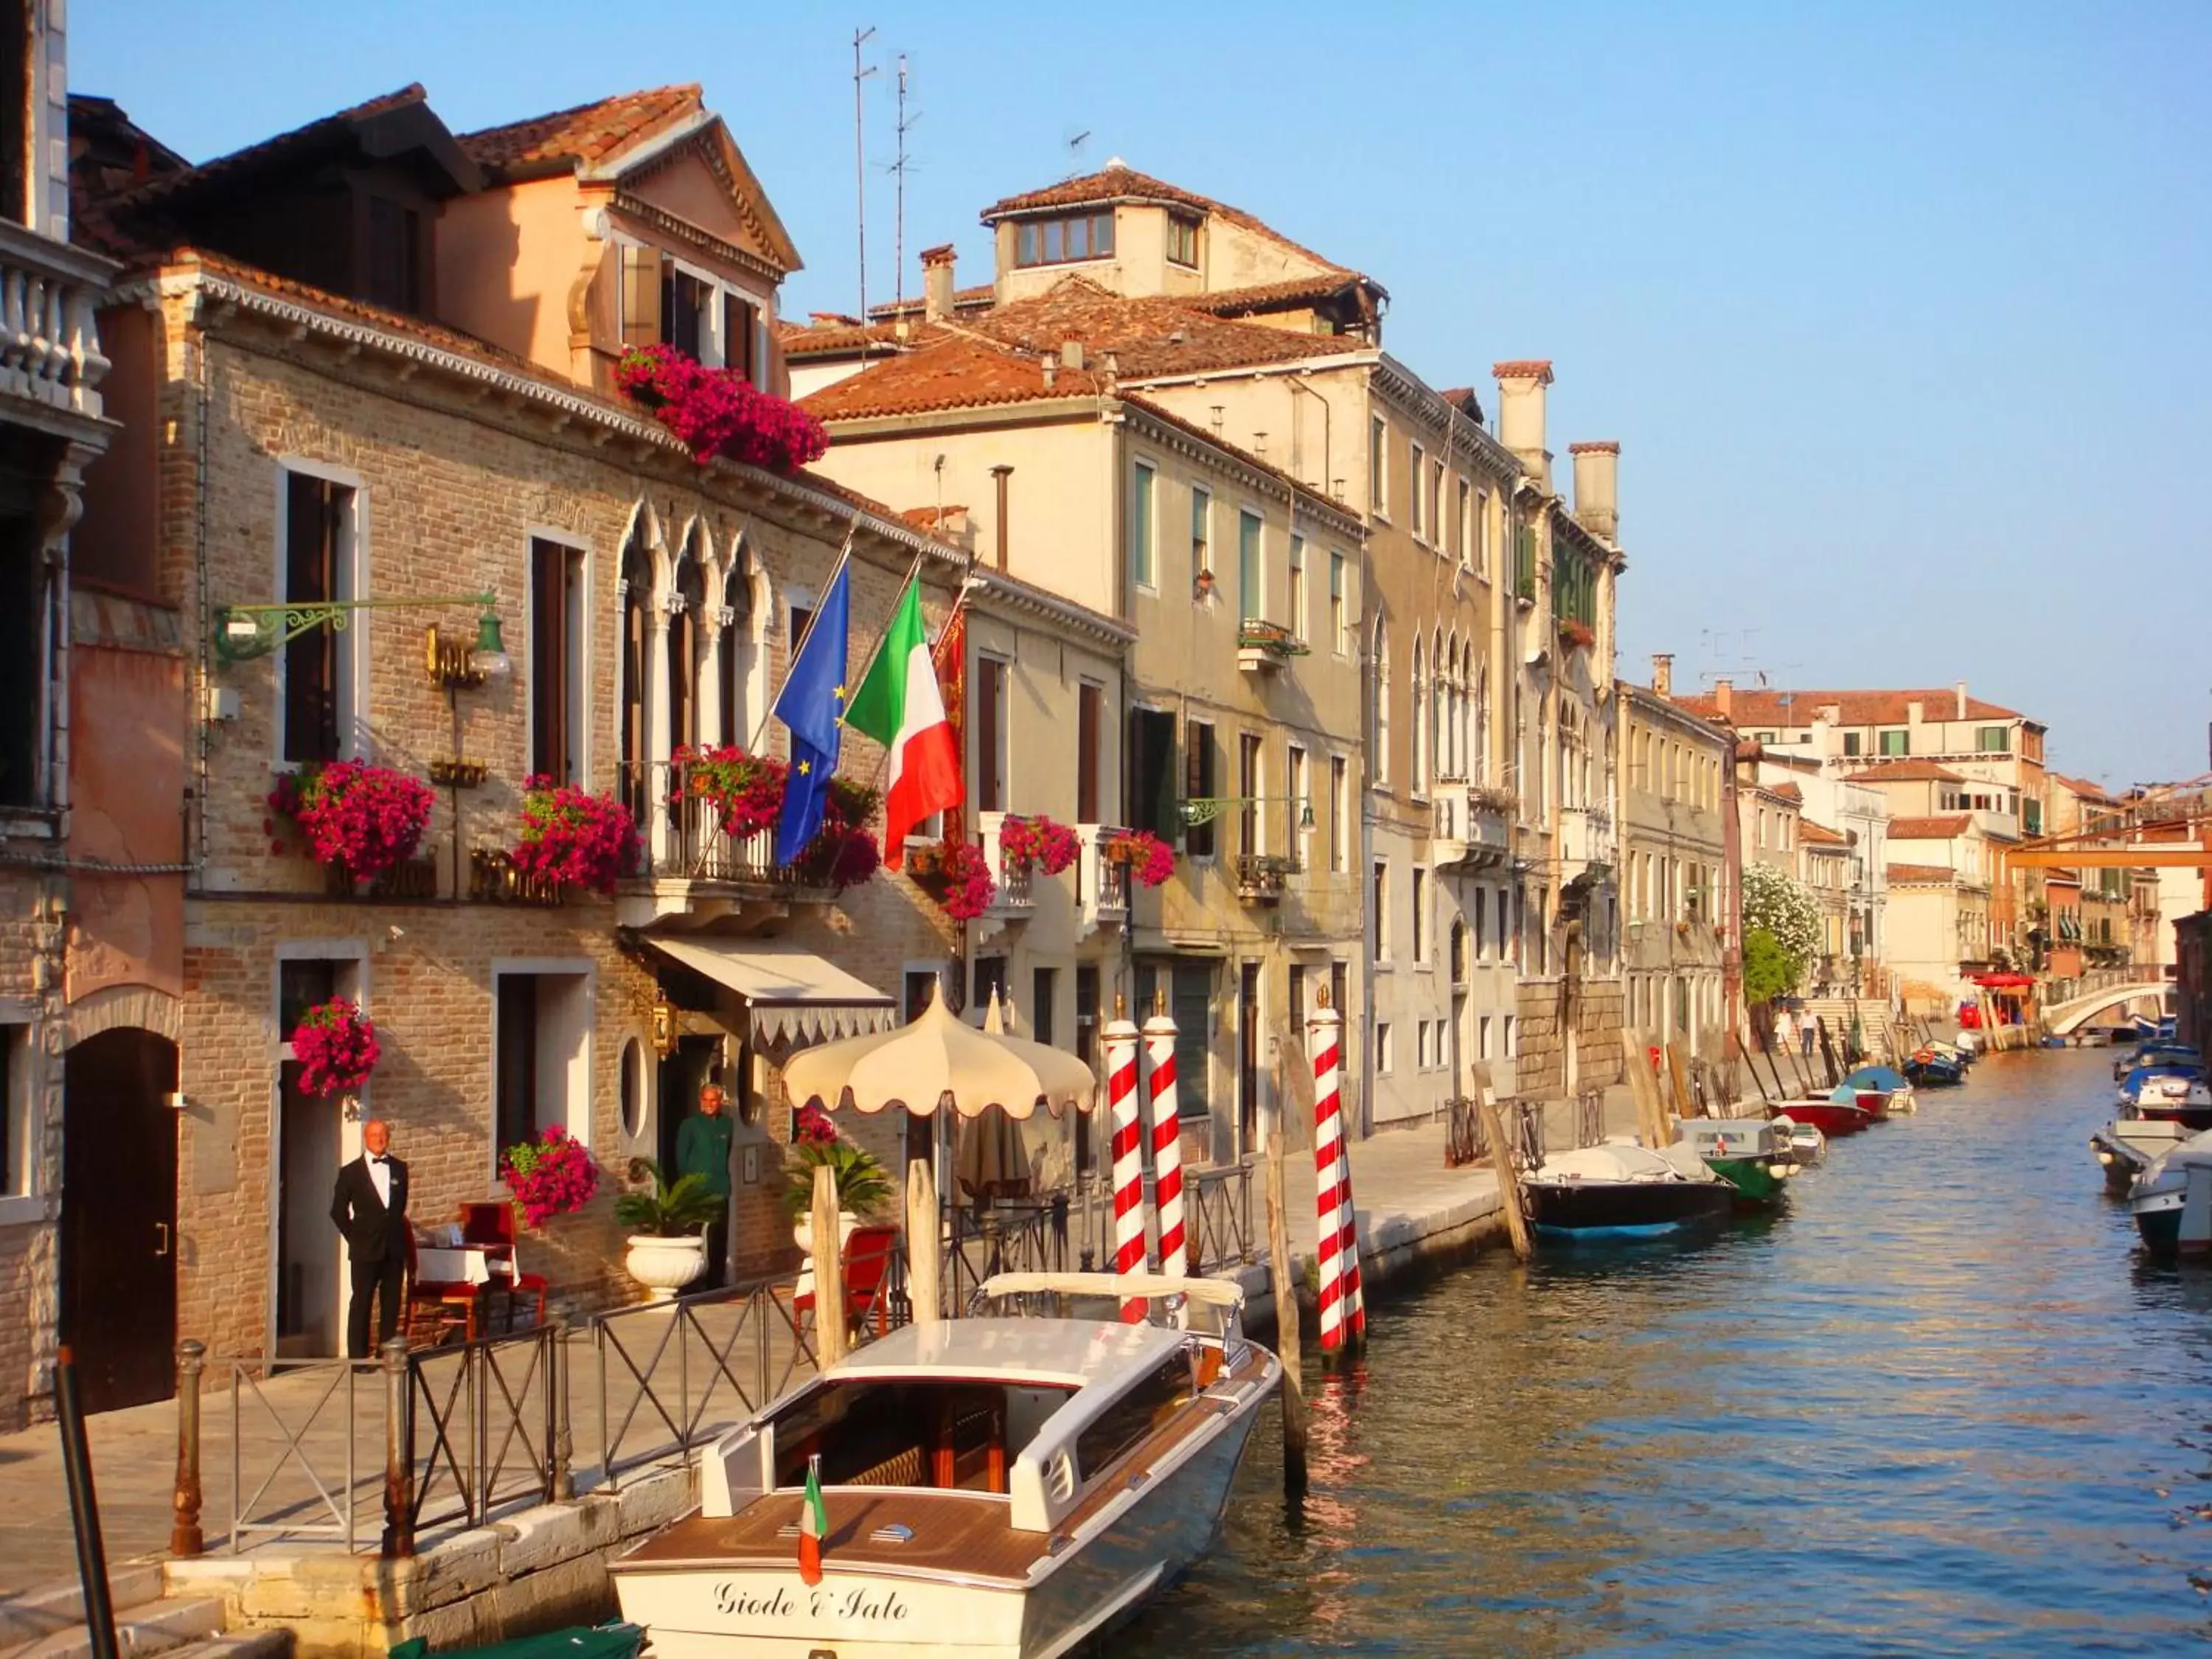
[920,243,956,323]
[990,465,1013,572]
[1492,360,1554,490]
[1955,680,1968,720]
[1714,677,1733,720]
[1568,440,1619,541]
[1652,653,1673,699]
[1060,339,1085,372]
[1040,352,1057,391]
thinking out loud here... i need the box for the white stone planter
[625,1233,707,1303]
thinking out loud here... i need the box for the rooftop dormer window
[1015,210,1114,268]
[1167,213,1199,268]
[365,195,423,315]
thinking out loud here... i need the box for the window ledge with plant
[1236,618,1311,659]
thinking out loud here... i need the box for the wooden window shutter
[1077,685,1101,824]
[530,540,567,783]
[723,293,757,380]
[621,246,662,348]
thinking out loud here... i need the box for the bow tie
[369,1155,391,1166]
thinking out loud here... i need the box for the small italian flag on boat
[844,578,962,869]
[798,1453,827,1585]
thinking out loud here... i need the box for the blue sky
[76,1,2210,786]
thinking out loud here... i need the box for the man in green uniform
[676,1081,734,1287]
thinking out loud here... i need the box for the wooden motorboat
[609,1273,1280,1658]
[1765,1095,1874,1138]
[1522,1141,1736,1242]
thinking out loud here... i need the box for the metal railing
[406,1324,563,1540]
[209,1349,378,1554]
[1574,1088,1605,1148]
[1186,1161,1256,1271]
[1443,1096,1545,1169]
[945,1196,1077,1308]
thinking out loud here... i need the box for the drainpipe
[1358,599,1377,1140]
[990,465,1012,574]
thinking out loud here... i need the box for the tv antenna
[1064,127,1092,178]
[852,26,878,322]
[885,54,922,316]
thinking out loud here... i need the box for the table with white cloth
[414,1245,509,1286]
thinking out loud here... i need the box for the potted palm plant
[615,1158,726,1301]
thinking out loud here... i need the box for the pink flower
[998,814,1082,878]
[513,779,642,896]
[501,1125,599,1230]
[291,998,379,1097]
[615,346,828,475]
[1105,830,1176,889]
[268,763,436,881]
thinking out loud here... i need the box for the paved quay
[0,1090,1644,1630]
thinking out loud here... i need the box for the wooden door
[61,1029,180,1412]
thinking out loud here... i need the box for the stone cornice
[967,566,1135,650]
[1119,401,1366,540]
[611,191,784,288]
[153,265,961,576]
[1373,352,1520,482]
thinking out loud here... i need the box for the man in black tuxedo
[330,1119,409,1357]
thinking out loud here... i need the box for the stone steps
[0,1595,239,1659]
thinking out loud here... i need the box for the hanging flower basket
[291,998,380,1099]
[1559,618,1596,652]
[789,776,883,891]
[500,1125,599,1231]
[616,345,829,475]
[670,744,787,839]
[513,777,642,896]
[1103,830,1175,889]
[998,813,1082,877]
[268,762,437,883]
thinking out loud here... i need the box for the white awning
[642,937,896,1047]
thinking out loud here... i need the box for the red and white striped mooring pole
[1310,988,1366,1358]
[1105,996,1148,1321]
[1142,994,1186,1280]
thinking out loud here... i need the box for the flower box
[1558,618,1596,652]
[915,840,996,921]
[268,762,437,883]
[998,813,1081,877]
[616,345,828,475]
[428,757,489,788]
[1102,829,1175,890]
[670,744,787,839]
[512,777,642,897]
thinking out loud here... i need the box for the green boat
[1672,1119,1798,1211]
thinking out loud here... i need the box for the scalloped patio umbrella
[781,985,1101,1327]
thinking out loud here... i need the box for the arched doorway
[61,1028,179,1412]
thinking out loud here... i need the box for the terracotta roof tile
[779,318,952,361]
[979,164,1346,274]
[459,85,700,174]
[94,84,437,219]
[1889,814,1972,840]
[1674,687,2032,727]
[1799,820,1850,846]
[1886,863,1958,884]
[2051,773,2121,804]
[1767,780,1804,803]
[1492,359,1554,381]
[1843,760,1966,784]
[1180,271,1386,314]
[1568,439,1620,454]
[965,275,1359,377]
[867,283,996,322]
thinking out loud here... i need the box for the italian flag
[798,1454,827,1585]
[845,580,962,869]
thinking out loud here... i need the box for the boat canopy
[1845,1065,1910,1091]
[979,1271,1246,1310]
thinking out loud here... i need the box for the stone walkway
[0,1091,1648,1599]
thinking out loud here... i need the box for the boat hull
[612,1360,1273,1658]
[1767,1100,1872,1137]
[1526,1177,1735,1241]
[1705,1155,1790,1210]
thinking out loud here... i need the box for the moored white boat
[2129,1130,2212,1259]
[2091,1116,2191,1197]
[609,1273,1280,1658]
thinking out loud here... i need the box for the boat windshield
[768,1377,1079,1495]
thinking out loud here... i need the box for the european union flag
[771,558,851,866]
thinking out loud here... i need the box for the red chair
[795,1224,903,1340]
[404,1233,481,1346]
[459,1201,549,1333]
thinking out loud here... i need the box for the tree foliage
[1742,926,1797,1004]
[1741,861,1821,992]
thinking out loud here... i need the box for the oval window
[620,1037,647,1141]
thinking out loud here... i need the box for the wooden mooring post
[812,1164,848,1368]
[1475,1086,1532,1260]
[1263,1122,1309,1498]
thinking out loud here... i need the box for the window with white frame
[617,244,768,383]
[1409,442,1427,538]
[529,538,588,785]
[1329,550,1348,653]
[494,967,594,1147]
[1371,616,1391,784]
[975,655,1011,814]
[1429,459,1444,546]
[1369,417,1388,514]
[1373,858,1391,960]
[1237,509,1264,623]
[1456,479,1472,566]
[1376,1020,1394,1075]
[1166,213,1200,268]
[1287,535,1306,640]
[1412,865,1430,962]
[1475,489,1491,577]
[1191,487,1212,577]
[1129,461,1156,589]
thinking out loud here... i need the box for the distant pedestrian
[1801,1014,1818,1060]
[677,1081,734,1287]
[1776,1006,1798,1055]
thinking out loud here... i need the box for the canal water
[1124,1047,2212,1655]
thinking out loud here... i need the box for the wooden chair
[458,1200,549,1332]
[404,1233,479,1346]
[794,1223,903,1340]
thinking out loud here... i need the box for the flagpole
[836,542,937,736]
[745,526,856,756]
